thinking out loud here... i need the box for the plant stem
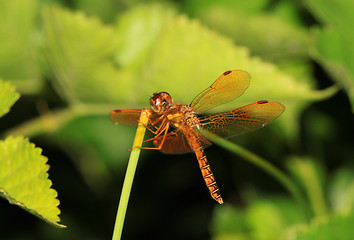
[2,103,116,137]
[112,110,150,240]
[201,130,310,220]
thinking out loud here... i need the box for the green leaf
[0,79,20,118]
[294,213,354,240]
[306,0,354,113]
[211,204,249,237]
[245,197,306,240]
[115,4,176,70]
[211,198,307,240]
[139,12,335,138]
[0,0,43,94]
[42,6,134,104]
[0,136,65,228]
[182,0,269,16]
[73,0,122,23]
[181,1,309,62]
[286,156,328,217]
[328,168,354,214]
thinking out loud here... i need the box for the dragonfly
[110,70,285,204]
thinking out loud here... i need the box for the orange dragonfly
[110,70,285,204]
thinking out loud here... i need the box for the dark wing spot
[257,100,269,104]
[223,70,232,75]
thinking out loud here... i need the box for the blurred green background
[0,0,353,239]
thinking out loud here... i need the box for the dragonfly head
[150,92,173,113]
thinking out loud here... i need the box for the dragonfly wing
[198,101,285,139]
[110,109,148,126]
[190,70,251,113]
[153,130,212,154]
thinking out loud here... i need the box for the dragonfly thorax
[166,104,200,129]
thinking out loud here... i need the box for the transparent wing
[153,130,212,154]
[198,101,285,139]
[190,70,251,113]
[110,109,152,126]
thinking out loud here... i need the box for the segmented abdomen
[187,131,223,204]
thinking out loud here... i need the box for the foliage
[0,0,352,239]
[0,136,65,228]
[0,79,19,117]
[294,213,354,240]
[306,0,354,113]
[0,80,64,227]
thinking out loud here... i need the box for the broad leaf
[138,12,335,138]
[0,136,65,228]
[306,0,354,113]
[0,79,20,118]
[42,6,134,104]
[0,0,43,94]
[115,3,176,70]
[181,0,309,62]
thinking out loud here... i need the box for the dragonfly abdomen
[188,134,223,204]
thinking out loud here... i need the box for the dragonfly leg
[139,116,166,135]
[128,122,169,151]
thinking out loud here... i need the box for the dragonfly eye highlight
[150,92,173,113]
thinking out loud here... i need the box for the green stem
[112,110,150,240]
[3,103,116,137]
[201,130,310,219]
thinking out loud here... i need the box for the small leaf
[0,79,20,118]
[245,197,306,240]
[328,168,354,214]
[211,204,249,236]
[294,213,354,240]
[0,136,65,228]
[286,156,328,217]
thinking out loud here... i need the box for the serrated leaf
[42,6,134,104]
[0,79,20,118]
[294,213,354,240]
[0,136,65,228]
[0,0,43,94]
[138,13,335,138]
[182,1,309,62]
[306,0,354,113]
[115,4,176,70]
